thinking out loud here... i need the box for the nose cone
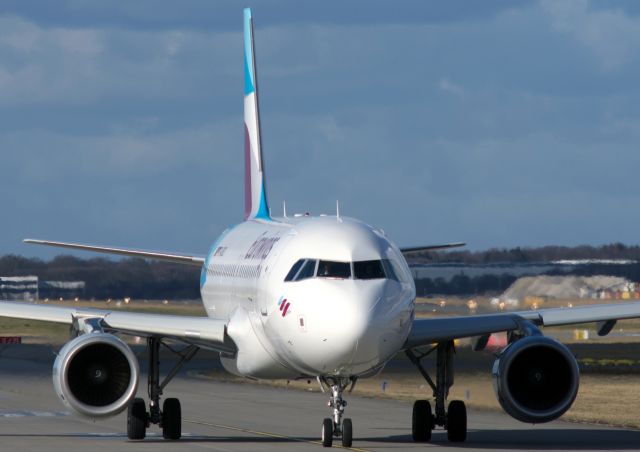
[281,279,408,376]
[299,280,376,374]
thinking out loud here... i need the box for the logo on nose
[277,296,291,317]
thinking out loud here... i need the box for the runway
[0,345,639,451]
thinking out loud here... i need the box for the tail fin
[243,8,270,221]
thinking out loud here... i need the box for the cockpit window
[317,260,351,279]
[284,259,305,281]
[296,259,317,281]
[381,259,399,282]
[284,257,404,282]
[284,259,317,282]
[385,252,410,283]
[353,260,385,279]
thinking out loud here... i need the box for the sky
[2,0,640,259]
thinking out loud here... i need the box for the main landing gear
[318,376,357,448]
[406,340,467,443]
[127,337,199,440]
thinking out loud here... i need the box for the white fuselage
[199,216,416,379]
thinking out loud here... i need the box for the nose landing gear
[318,376,357,448]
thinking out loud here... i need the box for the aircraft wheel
[341,418,353,447]
[162,398,182,440]
[412,400,432,442]
[127,398,147,440]
[321,417,333,447]
[447,400,467,442]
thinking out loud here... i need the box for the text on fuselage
[244,236,280,260]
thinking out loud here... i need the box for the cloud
[0,16,239,106]
[0,0,533,31]
[2,2,640,257]
[541,0,640,71]
[438,78,465,97]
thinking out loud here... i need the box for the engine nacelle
[492,335,579,423]
[53,333,139,418]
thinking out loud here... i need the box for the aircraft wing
[0,301,234,353]
[400,242,466,255]
[23,239,206,267]
[405,301,640,349]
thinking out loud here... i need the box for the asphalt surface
[0,344,639,451]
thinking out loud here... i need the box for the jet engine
[492,335,579,423]
[53,333,139,417]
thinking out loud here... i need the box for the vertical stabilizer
[243,8,270,221]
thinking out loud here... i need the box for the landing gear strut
[127,337,199,440]
[406,340,467,442]
[318,376,357,448]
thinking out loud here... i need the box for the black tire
[321,418,333,447]
[162,398,182,440]
[447,400,467,442]
[412,400,432,442]
[127,398,147,440]
[341,418,353,448]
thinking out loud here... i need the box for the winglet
[243,8,270,221]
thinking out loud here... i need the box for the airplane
[3,7,640,448]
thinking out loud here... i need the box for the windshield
[284,258,404,282]
[317,260,351,278]
[353,260,385,279]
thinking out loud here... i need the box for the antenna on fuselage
[283,201,287,218]
[336,200,340,220]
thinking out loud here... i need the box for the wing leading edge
[406,301,640,349]
[0,301,233,353]
[400,242,466,255]
[24,239,205,267]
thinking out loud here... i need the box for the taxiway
[0,344,638,451]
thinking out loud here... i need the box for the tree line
[410,243,640,264]
[2,242,640,299]
[0,255,200,299]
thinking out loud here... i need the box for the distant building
[39,280,85,300]
[0,276,85,301]
[0,276,38,300]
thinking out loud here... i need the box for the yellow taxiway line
[185,418,372,452]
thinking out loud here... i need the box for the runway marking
[185,419,371,452]
[79,432,199,438]
[0,410,70,418]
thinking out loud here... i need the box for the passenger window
[285,259,305,281]
[354,260,385,279]
[295,259,317,281]
[317,261,351,279]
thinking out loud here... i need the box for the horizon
[3,241,640,264]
